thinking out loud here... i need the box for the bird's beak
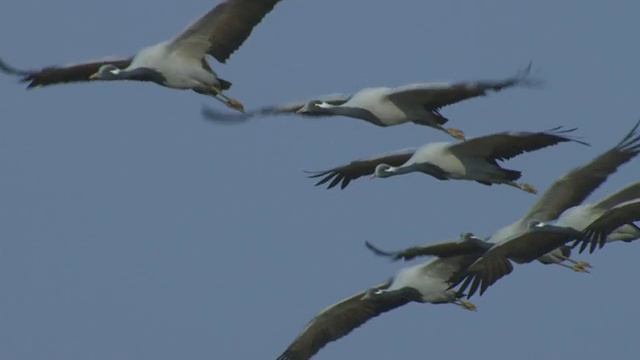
[369,174,376,180]
[89,72,100,80]
[295,108,305,114]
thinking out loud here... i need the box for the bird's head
[370,164,394,179]
[296,100,330,115]
[362,277,396,299]
[527,220,546,229]
[362,287,387,299]
[89,64,121,80]
[460,232,483,241]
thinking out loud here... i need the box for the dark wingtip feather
[364,241,399,259]
[545,126,591,147]
[0,57,28,76]
[467,276,481,299]
[616,119,640,151]
[303,170,325,178]
[509,60,544,88]
[303,170,351,190]
[327,175,342,189]
[0,57,37,88]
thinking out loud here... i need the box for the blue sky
[0,0,638,359]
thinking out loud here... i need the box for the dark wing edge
[274,283,408,360]
[304,152,414,190]
[490,127,589,161]
[433,61,544,108]
[522,119,640,222]
[0,57,132,88]
[452,227,583,298]
[448,256,514,299]
[387,61,542,110]
[572,200,640,254]
[205,0,283,63]
[364,240,488,262]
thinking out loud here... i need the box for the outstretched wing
[522,120,640,222]
[0,57,132,88]
[201,93,352,124]
[452,225,582,298]
[593,181,640,211]
[447,127,589,161]
[449,255,514,299]
[385,62,541,109]
[274,282,411,360]
[170,0,283,63]
[573,199,640,253]
[365,237,489,262]
[306,148,417,190]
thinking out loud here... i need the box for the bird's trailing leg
[507,181,538,194]
[454,299,477,311]
[445,128,466,141]
[209,86,245,113]
[560,255,593,269]
[555,261,590,274]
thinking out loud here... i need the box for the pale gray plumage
[531,181,640,256]
[452,221,586,297]
[448,120,640,297]
[528,181,640,257]
[202,63,541,138]
[0,0,284,111]
[274,234,482,360]
[573,197,640,253]
[455,195,640,298]
[479,119,640,255]
[307,127,587,193]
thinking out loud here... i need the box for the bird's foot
[570,265,590,274]
[455,300,477,311]
[446,128,466,141]
[575,260,592,268]
[209,86,245,113]
[224,97,245,113]
[515,182,538,194]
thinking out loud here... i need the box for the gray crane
[0,0,284,112]
[306,127,587,193]
[201,63,540,139]
[273,233,484,360]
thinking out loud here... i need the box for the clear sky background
[1,1,639,359]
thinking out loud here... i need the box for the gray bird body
[557,185,640,237]
[488,120,640,248]
[202,63,540,138]
[121,41,220,89]
[455,182,640,298]
[274,235,482,360]
[307,127,587,193]
[384,256,476,303]
[0,0,284,111]
[571,197,640,252]
[532,182,640,256]
[447,119,640,297]
[452,221,586,297]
